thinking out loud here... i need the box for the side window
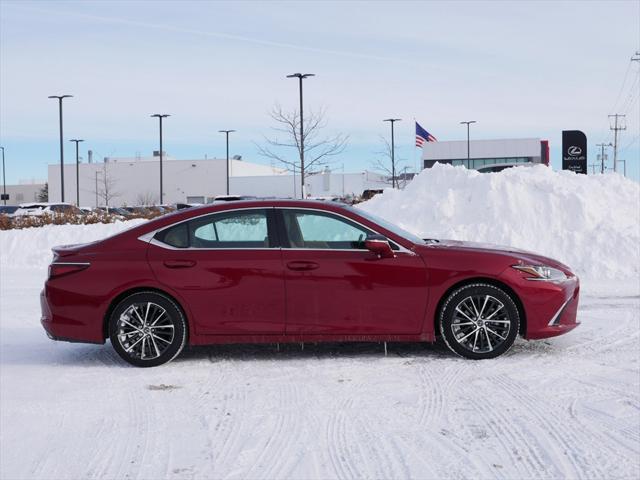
[155,222,189,248]
[189,210,270,248]
[283,210,371,250]
[154,210,271,249]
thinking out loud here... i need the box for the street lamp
[218,130,236,195]
[48,95,73,202]
[383,118,401,188]
[69,139,84,206]
[0,146,6,205]
[460,120,476,169]
[150,114,170,205]
[286,72,315,198]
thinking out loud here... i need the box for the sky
[0,0,639,184]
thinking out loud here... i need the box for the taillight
[48,262,90,279]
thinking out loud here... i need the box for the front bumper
[499,269,580,340]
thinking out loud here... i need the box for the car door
[147,208,286,335]
[278,208,429,335]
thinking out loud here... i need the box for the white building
[47,154,389,206]
[2,181,46,205]
[422,138,549,172]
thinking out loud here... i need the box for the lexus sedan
[41,200,580,367]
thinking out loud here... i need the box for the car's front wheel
[109,292,187,367]
[439,283,519,359]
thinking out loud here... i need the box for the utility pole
[383,118,401,188]
[218,130,235,195]
[596,142,612,174]
[608,114,626,173]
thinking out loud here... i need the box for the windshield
[350,206,425,245]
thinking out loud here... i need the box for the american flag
[416,122,437,147]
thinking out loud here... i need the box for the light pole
[218,130,235,195]
[151,114,170,205]
[48,95,73,202]
[0,146,5,205]
[69,139,84,206]
[460,120,476,169]
[383,118,401,188]
[286,73,315,198]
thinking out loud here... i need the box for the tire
[109,291,187,367]
[439,283,519,360]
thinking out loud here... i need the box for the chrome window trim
[137,205,416,255]
[50,262,91,266]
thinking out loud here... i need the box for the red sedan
[41,200,580,367]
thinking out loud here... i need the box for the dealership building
[421,138,549,172]
[45,152,388,206]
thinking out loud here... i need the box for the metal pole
[49,95,73,202]
[466,123,470,167]
[219,130,235,196]
[299,76,304,198]
[70,139,84,206]
[151,114,170,205]
[287,73,314,198]
[1,147,5,205]
[391,121,396,188]
[383,118,401,188]
[159,117,163,204]
[226,132,229,195]
[460,121,476,169]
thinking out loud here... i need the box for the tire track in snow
[462,376,551,479]
[493,375,610,479]
[326,396,361,480]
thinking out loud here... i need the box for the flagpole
[413,117,418,174]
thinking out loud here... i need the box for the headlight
[512,264,568,282]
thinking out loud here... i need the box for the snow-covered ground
[1,166,639,479]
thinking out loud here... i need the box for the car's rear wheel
[439,283,519,359]
[109,292,186,367]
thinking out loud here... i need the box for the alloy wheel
[115,301,175,361]
[450,294,511,354]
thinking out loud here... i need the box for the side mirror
[364,234,395,259]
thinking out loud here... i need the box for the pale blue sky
[1,0,639,184]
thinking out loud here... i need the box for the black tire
[109,291,187,367]
[439,283,519,360]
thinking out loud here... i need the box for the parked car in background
[0,205,19,217]
[41,199,580,367]
[14,203,82,217]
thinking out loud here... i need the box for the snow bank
[0,219,147,268]
[359,164,640,280]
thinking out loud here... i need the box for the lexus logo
[568,146,582,156]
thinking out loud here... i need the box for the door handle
[286,261,319,271]
[163,260,196,269]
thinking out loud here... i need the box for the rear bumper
[40,288,104,344]
[499,269,580,340]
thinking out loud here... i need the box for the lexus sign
[562,130,587,174]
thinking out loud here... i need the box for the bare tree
[257,104,348,197]
[94,163,121,208]
[370,135,406,186]
[136,191,158,206]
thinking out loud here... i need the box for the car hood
[422,239,574,274]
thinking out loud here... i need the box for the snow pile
[359,164,640,280]
[0,219,147,268]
